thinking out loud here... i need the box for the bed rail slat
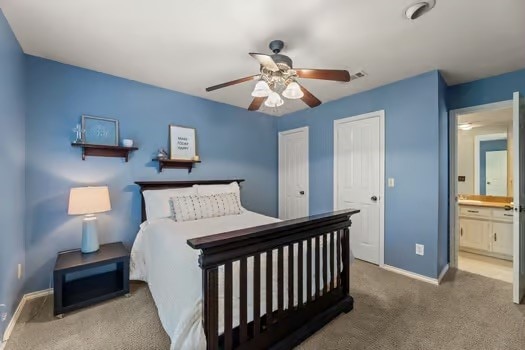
[330,231,335,290]
[239,257,248,343]
[323,233,328,295]
[315,236,320,300]
[224,262,233,350]
[306,238,312,303]
[277,247,284,319]
[297,240,304,307]
[288,244,294,309]
[203,267,219,350]
[266,250,273,326]
[342,227,350,295]
[253,254,261,337]
[336,230,341,287]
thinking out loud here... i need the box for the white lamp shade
[282,82,304,99]
[264,91,284,107]
[68,186,111,215]
[251,81,271,97]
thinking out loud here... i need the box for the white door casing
[278,127,309,220]
[334,110,385,265]
[513,91,525,304]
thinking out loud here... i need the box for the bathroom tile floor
[458,251,513,283]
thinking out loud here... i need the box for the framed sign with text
[169,125,197,160]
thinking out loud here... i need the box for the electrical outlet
[416,244,424,256]
[388,178,395,187]
[18,263,23,279]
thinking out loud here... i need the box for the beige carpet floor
[5,261,525,350]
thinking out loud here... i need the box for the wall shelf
[71,143,138,162]
[153,158,201,173]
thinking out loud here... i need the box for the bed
[131,179,359,350]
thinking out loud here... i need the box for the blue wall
[448,69,525,110]
[278,71,443,278]
[24,56,278,293]
[0,10,26,337]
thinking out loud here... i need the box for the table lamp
[68,186,111,253]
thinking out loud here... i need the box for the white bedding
[130,211,350,350]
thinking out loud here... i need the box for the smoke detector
[405,1,436,20]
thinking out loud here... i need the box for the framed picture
[169,125,197,160]
[81,115,119,146]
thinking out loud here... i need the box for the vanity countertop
[458,199,512,209]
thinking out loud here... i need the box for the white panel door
[513,92,525,304]
[279,127,309,220]
[486,150,508,196]
[334,112,383,264]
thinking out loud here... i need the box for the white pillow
[143,187,196,220]
[195,182,244,210]
[170,193,242,222]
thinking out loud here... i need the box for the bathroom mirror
[457,108,513,197]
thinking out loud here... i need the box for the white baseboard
[381,264,440,285]
[438,264,450,284]
[2,288,53,343]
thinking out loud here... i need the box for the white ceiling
[1,0,524,116]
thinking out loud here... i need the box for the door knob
[371,196,378,201]
[299,191,305,195]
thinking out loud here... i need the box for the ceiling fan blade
[206,75,258,92]
[248,97,266,111]
[299,84,322,108]
[295,69,351,82]
[249,53,280,72]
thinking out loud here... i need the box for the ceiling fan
[205,40,351,111]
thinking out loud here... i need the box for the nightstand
[53,242,130,317]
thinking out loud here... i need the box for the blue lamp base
[81,215,100,254]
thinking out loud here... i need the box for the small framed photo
[81,115,119,146]
[169,125,197,160]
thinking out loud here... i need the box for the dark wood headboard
[135,179,245,222]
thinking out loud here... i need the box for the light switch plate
[388,178,395,187]
[416,244,424,256]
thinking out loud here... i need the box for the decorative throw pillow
[194,182,244,212]
[170,193,242,222]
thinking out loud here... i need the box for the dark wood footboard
[188,209,359,350]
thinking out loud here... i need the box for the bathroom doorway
[450,102,514,278]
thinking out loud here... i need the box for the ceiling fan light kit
[264,91,284,108]
[206,40,351,111]
[251,80,271,97]
[282,82,304,100]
